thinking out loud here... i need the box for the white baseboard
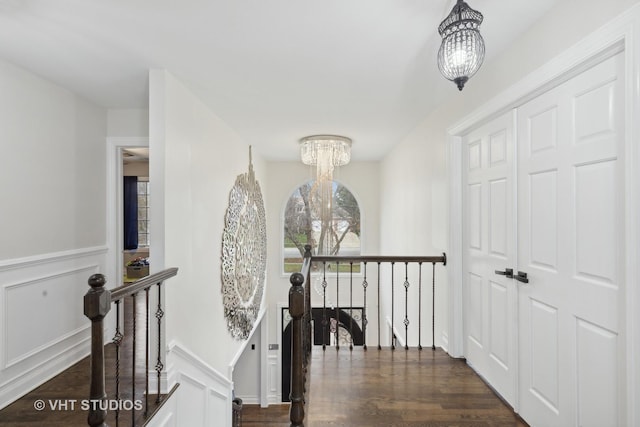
[0,338,89,409]
[0,246,107,410]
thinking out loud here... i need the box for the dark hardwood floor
[0,296,164,427]
[2,293,526,427]
[244,346,528,427]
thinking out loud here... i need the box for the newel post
[303,245,312,362]
[289,272,305,427]
[84,274,111,427]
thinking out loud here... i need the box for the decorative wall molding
[0,246,107,272]
[0,336,89,409]
[0,246,107,410]
[166,341,232,427]
[3,264,98,368]
[267,355,279,404]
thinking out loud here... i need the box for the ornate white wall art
[221,148,267,339]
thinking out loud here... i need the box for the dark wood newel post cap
[88,273,107,289]
[289,273,305,318]
[84,274,111,321]
[290,272,304,287]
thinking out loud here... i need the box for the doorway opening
[122,147,150,283]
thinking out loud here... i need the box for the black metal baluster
[377,262,381,350]
[131,292,137,426]
[349,262,353,351]
[362,262,368,351]
[145,287,150,417]
[322,262,327,351]
[335,261,340,351]
[391,262,395,350]
[403,262,409,350]
[155,283,164,403]
[432,262,436,351]
[112,300,123,427]
[418,262,423,351]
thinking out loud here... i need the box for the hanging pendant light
[299,135,351,255]
[437,0,485,91]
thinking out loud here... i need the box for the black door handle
[495,268,513,278]
[515,271,529,283]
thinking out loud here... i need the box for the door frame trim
[106,137,150,286]
[446,5,640,425]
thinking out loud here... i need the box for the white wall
[380,0,640,350]
[0,60,107,260]
[0,58,107,408]
[264,160,379,402]
[107,108,149,137]
[233,329,261,403]
[149,68,267,385]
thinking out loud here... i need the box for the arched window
[283,180,361,273]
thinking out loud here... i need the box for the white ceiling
[0,0,560,161]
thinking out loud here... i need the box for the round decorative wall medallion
[221,149,267,340]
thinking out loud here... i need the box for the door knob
[514,271,529,283]
[494,268,513,278]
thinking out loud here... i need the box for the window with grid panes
[137,179,149,246]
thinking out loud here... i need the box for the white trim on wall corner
[167,341,232,388]
[385,316,405,348]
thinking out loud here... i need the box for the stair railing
[288,249,446,427]
[84,268,178,427]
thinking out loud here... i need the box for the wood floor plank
[244,346,528,427]
[0,296,165,427]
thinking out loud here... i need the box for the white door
[516,52,625,426]
[463,111,517,406]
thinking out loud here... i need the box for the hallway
[245,346,528,426]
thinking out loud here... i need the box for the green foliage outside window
[283,181,361,273]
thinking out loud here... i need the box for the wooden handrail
[310,254,446,265]
[84,268,178,427]
[110,267,179,302]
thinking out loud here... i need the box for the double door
[463,52,625,426]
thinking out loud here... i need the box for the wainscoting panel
[267,354,278,404]
[0,246,107,410]
[4,265,96,367]
[146,394,177,427]
[166,342,232,427]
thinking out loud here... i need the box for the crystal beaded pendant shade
[437,0,485,91]
[299,135,352,255]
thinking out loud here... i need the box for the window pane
[283,180,361,272]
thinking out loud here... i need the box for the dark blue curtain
[123,176,138,250]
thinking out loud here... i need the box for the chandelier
[437,0,485,91]
[299,135,352,255]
